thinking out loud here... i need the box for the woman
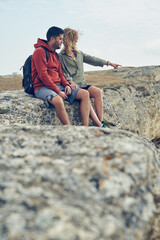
[59,28,121,127]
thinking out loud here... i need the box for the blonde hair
[63,28,79,54]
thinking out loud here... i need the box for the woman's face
[73,38,78,46]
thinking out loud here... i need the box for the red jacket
[31,38,69,93]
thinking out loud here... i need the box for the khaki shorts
[35,84,80,108]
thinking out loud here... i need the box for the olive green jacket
[59,50,105,88]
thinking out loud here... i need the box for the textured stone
[102,80,160,141]
[0,90,82,126]
[0,125,159,240]
[0,66,160,240]
[1,66,160,142]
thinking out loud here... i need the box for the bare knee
[49,96,64,109]
[96,88,102,98]
[90,87,102,98]
[82,90,90,99]
[77,89,90,100]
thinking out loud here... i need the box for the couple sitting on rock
[31,26,121,127]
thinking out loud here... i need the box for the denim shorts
[81,84,92,90]
[35,84,80,108]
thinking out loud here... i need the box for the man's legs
[75,89,90,126]
[48,96,71,125]
[87,86,103,122]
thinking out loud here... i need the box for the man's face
[50,34,63,50]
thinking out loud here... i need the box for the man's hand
[58,91,68,100]
[65,85,71,95]
[69,81,78,90]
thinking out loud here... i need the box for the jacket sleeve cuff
[64,83,70,87]
[101,60,106,67]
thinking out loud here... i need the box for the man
[31,26,92,126]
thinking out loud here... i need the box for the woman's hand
[69,81,78,90]
[109,62,122,69]
[65,85,71,95]
[105,61,122,69]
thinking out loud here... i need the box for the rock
[0,125,159,240]
[102,80,160,141]
[1,66,160,142]
[0,65,160,240]
[86,66,160,141]
[0,90,82,126]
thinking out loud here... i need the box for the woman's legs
[87,86,103,122]
[75,89,102,127]
[90,104,102,127]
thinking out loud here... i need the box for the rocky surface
[0,125,160,240]
[0,90,82,126]
[87,66,160,143]
[0,65,160,240]
[1,66,160,143]
[103,79,160,141]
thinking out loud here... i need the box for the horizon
[1,64,160,77]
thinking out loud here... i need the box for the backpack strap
[41,46,59,62]
[41,46,49,62]
[55,51,60,60]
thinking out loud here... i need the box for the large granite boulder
[0,66,160,240]
[0,125,159,240]
[1,66,160,142]
[0,90,82,126]
[102,68,160,141]
[86,66,160,144]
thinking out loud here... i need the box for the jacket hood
[34,38,53,52]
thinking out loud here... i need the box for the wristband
[66,84,71,88]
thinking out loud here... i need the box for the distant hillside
[0,69,131,91]
[0,66,160,91]
[0,75,22,91]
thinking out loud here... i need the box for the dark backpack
[22,46,49,95]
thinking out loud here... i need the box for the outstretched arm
[83,52,121,69]
[104,61,122,69]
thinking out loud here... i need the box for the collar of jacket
[61,50,77,56]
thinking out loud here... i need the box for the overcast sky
[0,0,160,75]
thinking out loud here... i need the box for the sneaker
[101,120,116,128]
[101,121,107,128]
